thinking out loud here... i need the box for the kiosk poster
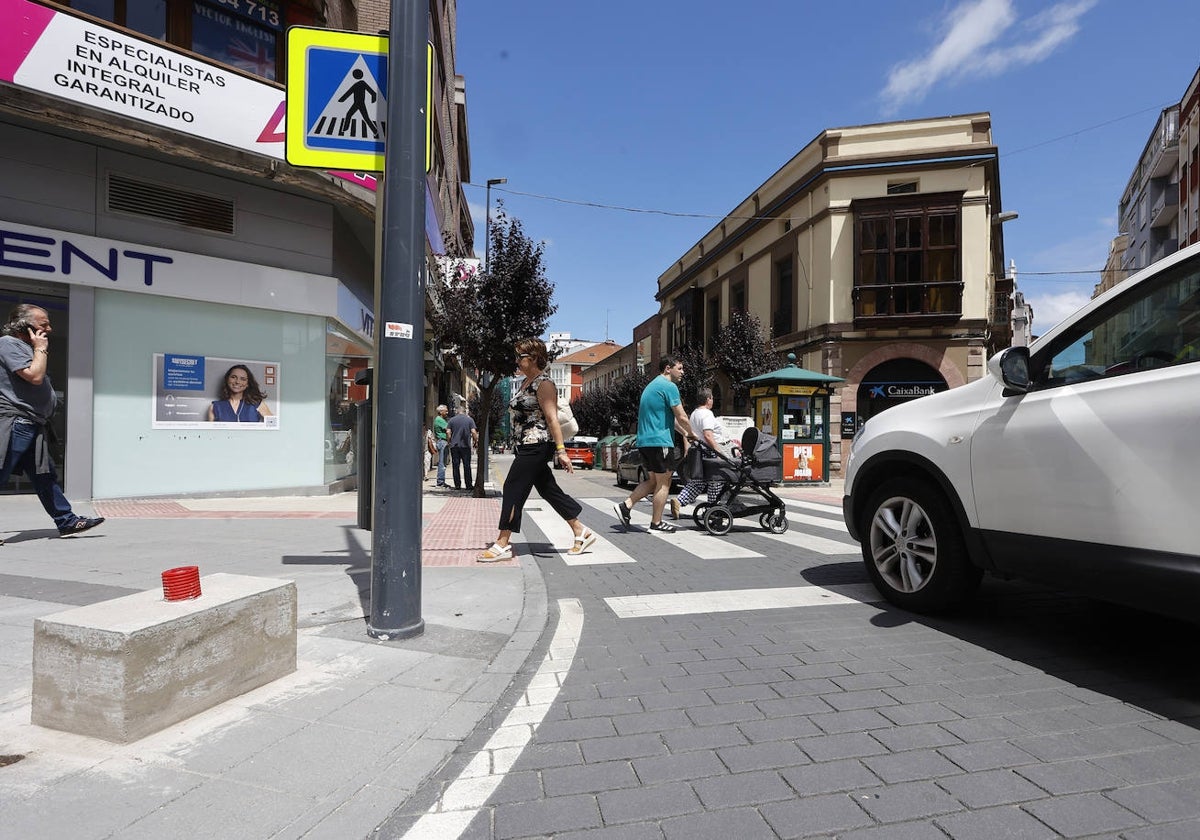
[783,443,823,482]
[153,354,280,429]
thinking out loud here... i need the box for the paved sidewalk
[0,464,544,839]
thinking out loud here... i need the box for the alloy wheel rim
[868,496,937,593]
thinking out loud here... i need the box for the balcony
[1149,107,1180,179]
[1150,188,1179,229]
[852,280,964,326]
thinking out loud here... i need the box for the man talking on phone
[0,304,104,541]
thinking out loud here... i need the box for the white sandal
[477,543,513,562]
[567,528,597,556]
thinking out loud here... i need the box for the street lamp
[485,177,507,272]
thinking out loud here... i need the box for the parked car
[615,441,683,489]
[554,438,596,470]
[843,241,1200,621]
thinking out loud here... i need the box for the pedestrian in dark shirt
[0,304,104,542]
[447,408,478,489]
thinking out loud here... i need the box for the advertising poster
[152,353,280,429]
[783,443,823,482]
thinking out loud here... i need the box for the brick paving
[93,492,514,569]
[380,471,1200,839]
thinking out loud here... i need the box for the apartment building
[655,114,1010,476]
[1179,67,1200,249]
[0,0,471,498]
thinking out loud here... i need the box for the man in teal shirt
[433,404,450,487]
[613,355,695,532]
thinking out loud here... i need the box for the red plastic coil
[161,566,202,601]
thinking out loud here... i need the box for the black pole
[368,0,426,640]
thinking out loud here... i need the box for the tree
[469,388,505,444]
[709,310,783,412]
[673,343,711,412]
[571,387,612,438]
[609,368,651,435]
[430,203,555,496]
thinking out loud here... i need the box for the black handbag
[679,446,705,481]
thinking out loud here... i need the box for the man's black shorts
[638,446,674,475]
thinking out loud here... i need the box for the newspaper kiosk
[743,354,843,484]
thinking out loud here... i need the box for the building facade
[655,114,1010,475]
[0,0,471,499]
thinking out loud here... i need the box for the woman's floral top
[511,372,552,445]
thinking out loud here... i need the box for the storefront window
[127,1,168,39]
[192,1,281,80]
[325,323,371,484]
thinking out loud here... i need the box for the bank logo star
[869,385,885,398]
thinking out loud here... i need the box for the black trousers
[451,445,472,488]
[499,442,582,533]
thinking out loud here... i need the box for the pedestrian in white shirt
[677,387,729,508]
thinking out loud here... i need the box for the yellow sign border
[285,26,389,171]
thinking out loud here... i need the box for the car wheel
[861,478,981,613]
[704,505,733,536]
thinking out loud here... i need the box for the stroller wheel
[761,510,789,534]
[704,505,733,536]
[692,503,709,528]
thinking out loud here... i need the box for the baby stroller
[692,427,789,536]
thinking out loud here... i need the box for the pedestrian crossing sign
[286,27,389,171]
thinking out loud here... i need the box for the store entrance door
[0,279,70,494]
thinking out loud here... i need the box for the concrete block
[32,573,296,743]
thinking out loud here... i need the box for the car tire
[860,477,981,613]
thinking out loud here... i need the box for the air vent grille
[107,173,235,234]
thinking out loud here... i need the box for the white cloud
[881,0,1095,114]
[1025,288,1091,334]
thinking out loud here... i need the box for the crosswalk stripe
[580,498,763,560]
[605,584,882,618]
[783,498,843,516]
[786,509,849,533]
[763,526,859,555]
[525,507,636,565]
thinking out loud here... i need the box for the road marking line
[763,526,859,555]
[783,498,843,515]
[525,507,636,565]
[580,498,763,559]
[785,509,850,533]
[605,584,881,618]
[399,598,583,840]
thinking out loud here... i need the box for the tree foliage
[570,387,611,438]
[673,342,711,412]
[709,311,783,409]
[430,203,555,496]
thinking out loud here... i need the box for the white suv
[843,241,1200,619]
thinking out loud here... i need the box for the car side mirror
[988,347,1030,394]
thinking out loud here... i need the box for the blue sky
[456,0,1200,345]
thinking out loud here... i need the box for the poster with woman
[152,353,280,429]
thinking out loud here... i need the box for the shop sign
[778,385,818,395]
[841,412,857,438]
[1,0,281,154]
[863,381,945,399]
[0,219,338,318]
[749,386,772,397]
